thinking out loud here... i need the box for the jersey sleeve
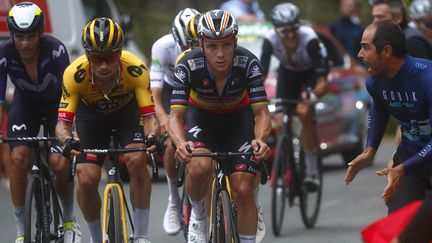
[149,41,165,89]
[260,38,273,78]
[0,45,7,104]
[246,59,268,107]
[58,67,80,122]
[365,78,389,149]
[170,59,191,110]
[133,64,156,117]
[306,38,329,78]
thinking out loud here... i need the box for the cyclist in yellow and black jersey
[56,17,158,243]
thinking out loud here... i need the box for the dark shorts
[387,146,432,213]
[276,67,315,100]
[7,97,61,152]
[185,105,259,175]
[75,99,145,165]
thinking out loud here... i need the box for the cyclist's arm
[168,107,187,147]
[0,46,7,131]
[149,43,169,125]
[151,87,168,127]
[307,38,330,97]
[251,104,271,142]
[260,38,273,79]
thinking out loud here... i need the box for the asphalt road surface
[0,140,397,243]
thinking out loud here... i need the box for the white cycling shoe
[63,221,82,243]
[14,236,24,243]
[134,237,151,243]
[187,215,208,243]
[163,201,181,235]
[256,206,266,243]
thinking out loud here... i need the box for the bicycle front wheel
[181,187,191,240]
[106,187,126,243]
[211,189,237,243]
[271,134,291,236]
[24,176,47,243]
[299,149,323,228]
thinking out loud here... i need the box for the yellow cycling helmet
[82,17,123,53]
[185,13,201,47]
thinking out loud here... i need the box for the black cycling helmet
[82,17,124,53]
[197,10,238,41]
[185,13,202,47]
[172,8,199,49]
[410,0,432,19]
[270,2,300,28]
[7,2,45,34]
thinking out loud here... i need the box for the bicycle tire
[181,187,191,240]
[106,186,125,243]
[298,149,323,228]
[48,176,63,242]
[24,176,48,243]
[212,189,234,243]
[271,134,291,236]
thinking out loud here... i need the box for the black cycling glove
[62,138,80,158]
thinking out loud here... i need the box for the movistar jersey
[366,56,432,173]
[58,51,155,122]
[0,35,69,104]
[170,46,268,114]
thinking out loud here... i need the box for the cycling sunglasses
[276,25,299,36]
[87,52,120,65]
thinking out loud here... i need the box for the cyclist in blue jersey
[345,19,432,213]
[0,2,80,243]
[169,10,272,243]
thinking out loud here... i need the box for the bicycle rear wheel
[24,176,47,243]
[106,187,126,243]
[271,134,292,236]
[211,189,236,243]
[299,149,323,228]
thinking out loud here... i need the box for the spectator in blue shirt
[329,0,363,60]
[220,0,265,22]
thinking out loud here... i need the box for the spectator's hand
[345,151,374,185]
[376,164,404,202]
[251,139,271,161]
[62,138,81,158]
[175,141,194,163]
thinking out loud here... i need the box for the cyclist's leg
[7,98,38,239]
[386,147,432,213]
[117,100,152,240]
[224,107,260,241]
[75,103,109,243]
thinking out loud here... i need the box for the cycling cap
[185,13,202,46]
[7,2,44,34]
[82,17,124,53]
[172,8,199,49]
[271,2,300,28]
[198,10,238,41]
[410,0,432,19]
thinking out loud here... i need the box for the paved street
[0,140,396,242]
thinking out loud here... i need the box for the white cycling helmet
[197,10,238,41]
[7,2,44,34]
[410,0,432,19]
[270,2,300,28]
[172,8,199,49]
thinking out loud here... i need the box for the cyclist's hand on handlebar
[252,139,271,161]
[344,151,374,185]
[301,89,318,105]
[62,138,81,158]
[0,132,3,143]
[175,141,195,163]
[145,133,158,153]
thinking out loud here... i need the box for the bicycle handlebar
[3,137,58,142]
[82,147,148,154]
[191,151,254,158]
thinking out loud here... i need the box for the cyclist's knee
[48,154,68,174]
[10,150,30,173]
[76,165,100,190]
[187,160,213,183]
[232,182,255,203]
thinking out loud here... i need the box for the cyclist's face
[276,26,299,49]
[202,37,236,75]
[87,52,121,80]
[13,31,40,60]
[358,27,386,77]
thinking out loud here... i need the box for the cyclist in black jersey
[169,10,272,243]
[260,2,330,190]
[0,3,80,243]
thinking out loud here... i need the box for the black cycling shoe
[303,175,320,193]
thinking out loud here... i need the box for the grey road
[0,140,396,243]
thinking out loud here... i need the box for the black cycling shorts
[75,98,145,165]
[7,95,61,152]
[185,105,259,175]
[276,67,315,100]
[386,146,432,213]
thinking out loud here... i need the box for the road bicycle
[82,130,152,243]
[176,158,191,240]
[185,151,269,243]
[271,98,323,236]
[4,118,64,243]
